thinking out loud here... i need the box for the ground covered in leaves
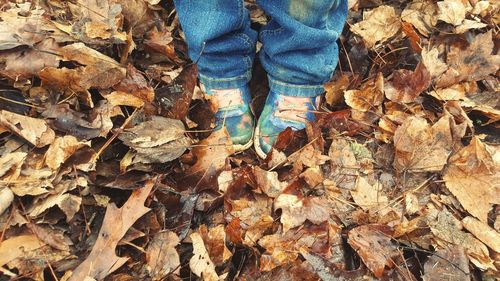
[0,0,499,280]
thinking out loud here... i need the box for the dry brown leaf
[401,1,438,36]
[143,231,180,279]
[393,113,465,172]
[117,0,156,35]
[40,43,126,91]
[187,129,234,188]
[421,47,448,79]
[258,222,331,272]
[0,111,55,147]
[68,180,154,281]
[347,224,398,278]
[350,5,401,48]
[455,19,488,33]
[324,74,350,106]
[274,194,330,233]
[27,224,73,252]
[44,136,89,170]
[436,31,500,88]
[422,246,470,281]
[443,137,499,223]
[68,0,126,42]
[189,232,220,281]
[351,176,388,211]
[0,6,49,50]
[344,73,384,112]
[0,151,26,180]
[0,235,46,268]
[462,216,500,253]
[0,188,14,216]
[384,63,431,103]
[254,166,286,198]
[28,193,82,222]
[118,116,191,164]
[426,205,494,270]
[0,38,60,80]
[437,0,468,26]
[199,225,232,266]
[112,64,155,104]
[144,26,179,62]
[103,91,145,108]
[228,195,274,247]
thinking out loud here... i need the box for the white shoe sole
[253,125,268,159]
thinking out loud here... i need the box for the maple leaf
[443,137,500,223]
[436,31,500,88]
[384,63,431,104]
[344,73,384,112]
[68,180,154,281]
[393,113,466,172]
[274,193,330,233]
[401,1,438,37]
[350,6,401,48]
[143,231,181,279]
[347,224,399,278]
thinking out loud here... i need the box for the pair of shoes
[202,84,320,158]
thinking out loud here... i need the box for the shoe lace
[201,85,244,111]
[275,95,316,123]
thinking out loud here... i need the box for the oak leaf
[68,180,154,281]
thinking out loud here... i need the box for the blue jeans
[173,0,347,97]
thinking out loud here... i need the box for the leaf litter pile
[0,0,499,280]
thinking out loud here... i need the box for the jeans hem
[268,76,324,97]
[199,70,252,89]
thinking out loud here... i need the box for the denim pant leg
[257,0,348,97]
[173,0,258,89]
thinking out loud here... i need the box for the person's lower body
[173,0,348,157]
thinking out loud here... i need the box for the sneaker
[254,91,320,159]
[201,84,254,152]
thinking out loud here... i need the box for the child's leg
[174,0,257,150]
[173,0,257,89]
[254,0,348,158]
